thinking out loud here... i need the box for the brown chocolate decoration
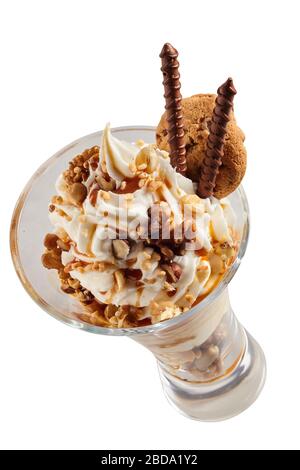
[160,43,187,175]
[197,78,237,199]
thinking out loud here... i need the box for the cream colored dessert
[42,124,239,327]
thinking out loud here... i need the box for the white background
[1,0,299,450]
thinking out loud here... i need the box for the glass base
[158,329,266,422]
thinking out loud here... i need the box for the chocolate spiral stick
[160,43,187,175]
[198,77,237,199]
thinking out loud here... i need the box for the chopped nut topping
[160,245,174,261]
[89,310,109,326]
[163,281,176,292]
[61,284,75,294]
[208,253,223,274]
[161,262,182,283]
[81,289,94,303]
[92,262,106,271]
[96,174,116,191]
[89,185,100,206]
[114,270,125,291]
[68,278,81,289]
[57,239,70,251]
[100,190,111,201]
[157,270,166,278]
[143,250,152,260]
[112,239,130,259]
[170,262,182,281]
[167,288,177,298]
[126,257,137,267]
[148,180,163,192]
[151,251,161,262]
[44,233,59,250]
[138,178,146,188]
[135,145,159,173]
[180,194,202,206]
[194,345,220,371]
[215,241,236,259]
[83,264,94,272]
[185,293,195,303]
[104,304,118,320]
[51,195,63,205]
[142,260,152,271]
[124,269,143,281]
[137,163,148,171]
[69,182,87,205]
[41,252,62,270]
[63,146,99,186]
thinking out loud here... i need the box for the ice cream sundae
[42,43,246,329]
[11,41,266,421]
[42,124,240,327]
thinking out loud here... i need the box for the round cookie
[156,94,247,199]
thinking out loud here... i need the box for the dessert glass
[10,126,266,421]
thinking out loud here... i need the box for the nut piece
[68,278,81,289]
[41,252,62,270]
[96,174,116,191]
[161,262,182,283]
[208,253,224,275]
[124,269,143,281]
[104,304,118,320]
[69,182,87,205]
[81,289,94,303]
[160,245,174,261]
[171,262,182,281]
[135,145,159,173]
[112,239,130,259]
[194,345,219,371]
[43,233,58,250]
[57,239,70,251]
[61,284,75,294]
[114,270,125,291]
[215,242,235,259]
[164,281,176,293]
[89,185,99,206]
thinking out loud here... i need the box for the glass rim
[10,125,250,336]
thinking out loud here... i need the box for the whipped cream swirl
[49,124,237,319]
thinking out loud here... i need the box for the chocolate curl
[198,77,237,199]
[160,43,187,175]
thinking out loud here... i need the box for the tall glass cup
[10,127,266,421]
